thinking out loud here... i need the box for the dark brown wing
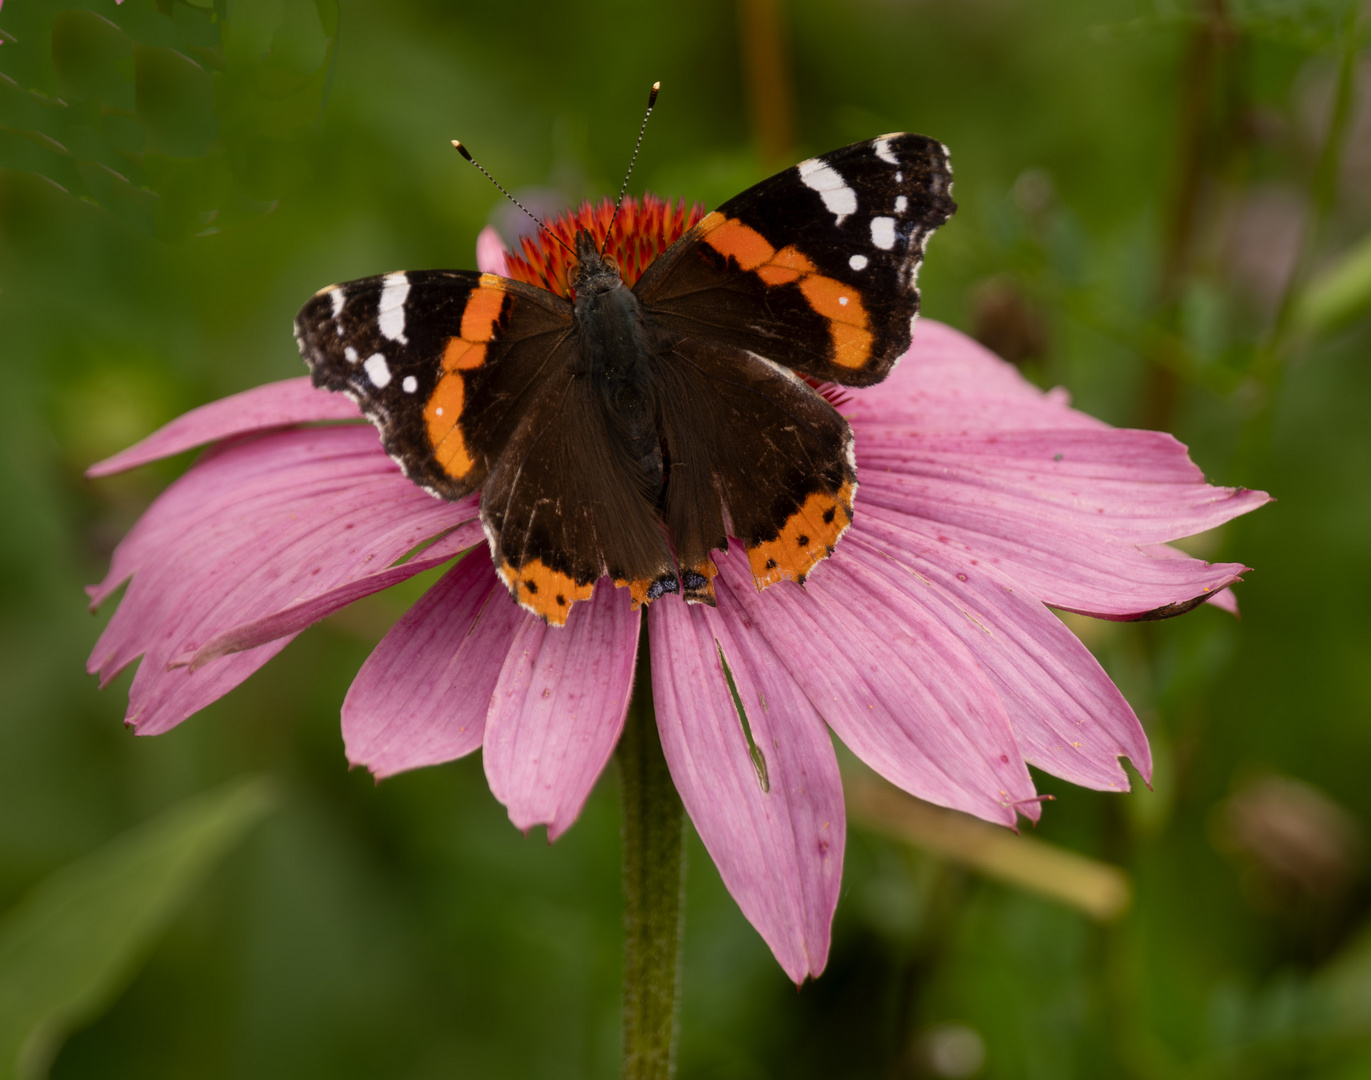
[633,134,955,387]
[650,335,857,602]
[480,356,676,625]
[294,270,574,499]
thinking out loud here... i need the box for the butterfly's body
[296,134,956,624]
[570,232,665,497]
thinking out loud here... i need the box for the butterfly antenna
[602,80,660,256]
[451,139,576,258]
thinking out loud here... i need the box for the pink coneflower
[87,197,1268,983]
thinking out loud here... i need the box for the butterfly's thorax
[571,232,664,493]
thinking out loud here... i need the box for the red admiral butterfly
[294,129,955,625]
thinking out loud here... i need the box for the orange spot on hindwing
[499,557,596,626]
[424,281,508,481]
[747,481,855,590]
[679,559,719,606]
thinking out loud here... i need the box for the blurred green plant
[1,0,1369,1076]
[0,0,336,238]
[0,778,276,1080]
[1293,230,1371,332]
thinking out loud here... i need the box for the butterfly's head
[569,228,623,297]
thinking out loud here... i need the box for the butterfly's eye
[602,253,621,276]
[566,260,582,290]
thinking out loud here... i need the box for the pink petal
[854,427,1269,547]
[343,554,525,777]
[846,320,1104,433]
[174,521,484,669]
[87,377,361,477]
[1143,543,1240,615]
[88,426,477,735]
[482,581,640,841]
[711,546,1038,827]
[1205,587,1239,614]
[845,523,1150,790]
[650,575,845,983]
[842,321,1269,621]
[861,503,1246,621]
[476,226,510,276]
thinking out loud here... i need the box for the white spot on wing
[849,254,869,271]
[895,172,903,183]
[330,289,345,318]
[895,195,908,213]
[364,353,392,388]
[344,346,358,363]
[873,138,899,165]
[402,375,418,393]
[870,216,897,250]
[435,406,444,417]
[378,272,410,344]
[839,296,848,306]
[798,158,857,225]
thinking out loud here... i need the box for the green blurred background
[2,0,1370,1076]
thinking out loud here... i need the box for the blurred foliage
[0,777,274,1078]
[1,0,1369,1077]
[0,0,336,237]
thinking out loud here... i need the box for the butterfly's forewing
[295,270,574,499]
[296,269,673,624]
[635,134,955,387]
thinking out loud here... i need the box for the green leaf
[0,777,278,1080]
[1294,231,1371,334]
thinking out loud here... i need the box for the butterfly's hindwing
[635,133,955,387]
[654,337,857,595]
[480,358,676,625]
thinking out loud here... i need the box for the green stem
[617,628,685,1080]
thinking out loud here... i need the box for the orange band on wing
[500,558,596,626]
[699,212,775,271]
[700,217,872,370]
[747,481,855,590]
[425,281,510,480]
[769,244,817,274]
[444,337,487,371]
[798,275,872,369]
[828,321,875,369]
[460,276,508,340]
[424,373,474,476]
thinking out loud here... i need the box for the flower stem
[617,632,685,1080]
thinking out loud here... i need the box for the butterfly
[294,134,955,625]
